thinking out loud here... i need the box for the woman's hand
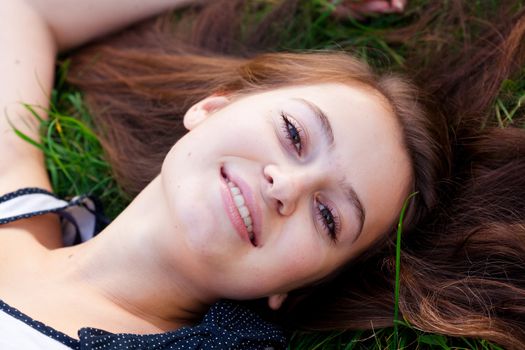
[333,0,407,20]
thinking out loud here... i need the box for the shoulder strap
[0,188,108,245]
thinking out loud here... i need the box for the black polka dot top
[0,298,286,349]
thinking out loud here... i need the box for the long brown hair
[67,1,525,348]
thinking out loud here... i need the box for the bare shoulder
[0,216,58,309]
[0,214,62,259]
[0,215,61,293]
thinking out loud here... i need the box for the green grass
[248,0,419,66]
[495,69,525,128]
[288,327,505,350]
[19,0,525,349]
[15,61,127,220]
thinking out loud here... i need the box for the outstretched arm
[25,0,202,52]
[0,0,200,247]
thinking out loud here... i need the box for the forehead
[255,83,412,247]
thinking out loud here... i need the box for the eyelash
[280,112,303,155]
[315,199,340,242]
[279,112,340,242]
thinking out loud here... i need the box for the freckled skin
[159,83,412,301]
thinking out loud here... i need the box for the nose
[262,164,311,216]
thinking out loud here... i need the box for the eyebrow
[294,97,366,242]
[341,180,366,242]
[294,98,334,145]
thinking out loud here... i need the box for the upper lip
[221,166,262,247]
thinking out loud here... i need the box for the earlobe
[183,95,230,130]
[267,293,288,310]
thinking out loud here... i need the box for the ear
[267,293,288,311]
[183,95,231,130]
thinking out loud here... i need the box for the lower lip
[220,174,252,245]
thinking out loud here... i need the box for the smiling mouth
[221,167,257,246]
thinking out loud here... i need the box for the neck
[47,176,217,331]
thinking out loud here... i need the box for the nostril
[263,165,274,184]
[277,200,283,211]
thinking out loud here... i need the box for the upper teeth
[227,180,254,236]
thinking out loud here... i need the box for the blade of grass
[10,127,45,151]
[393,192,418,349]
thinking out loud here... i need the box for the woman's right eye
[280,112,303,155]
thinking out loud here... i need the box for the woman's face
[160,83,412,303]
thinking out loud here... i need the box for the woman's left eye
[316,200,340,243]
[280,112,303,155]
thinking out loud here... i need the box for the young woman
[0,0,419,348]
[0,1,524,349]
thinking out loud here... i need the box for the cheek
[260,233,332,291]
[161,144,221,253]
